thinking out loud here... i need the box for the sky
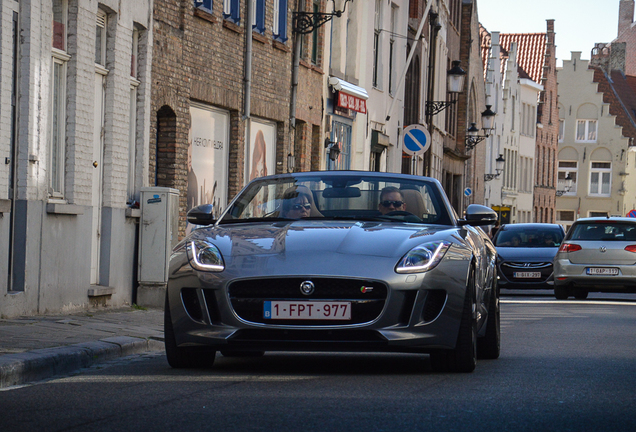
[477,0,621,66]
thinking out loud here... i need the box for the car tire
[554,285,569,300]
[477,267,500,360]
[574,290,589,300]
[164,294,216,369]
[430,266,477,373]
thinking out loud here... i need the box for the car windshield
[220,173,452,225]
[568,222,636,241]
[494,227,564,248]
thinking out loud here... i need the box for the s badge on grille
[300,281,315,296]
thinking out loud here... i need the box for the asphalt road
[1,292,636,432]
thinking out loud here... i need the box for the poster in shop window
[187,103,229,233]
[245,119,277,216]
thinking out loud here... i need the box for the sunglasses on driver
[380,200,404,208]
[291,203,311,211]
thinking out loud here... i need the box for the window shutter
[277,0,288,42]
[231,0,240,22]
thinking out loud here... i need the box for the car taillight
[625,245,636,253]
[558,243,582,253]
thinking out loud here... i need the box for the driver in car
[378,187,407,215]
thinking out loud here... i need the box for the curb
[0,336,165,389]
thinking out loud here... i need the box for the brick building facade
[151,0,324,238]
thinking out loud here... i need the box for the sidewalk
[0,306,165,389]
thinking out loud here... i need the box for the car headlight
[186,240,225,272]
[396,241,452,274]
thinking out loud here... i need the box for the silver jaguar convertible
[165,171,500,372]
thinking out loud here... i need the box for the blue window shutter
[231,0,240,22]
[195,0,213,12]
[255,0,265,33]
[278,0,288,42]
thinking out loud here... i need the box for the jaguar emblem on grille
[300,281,315,296]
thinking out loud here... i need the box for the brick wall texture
[151,0,324,237]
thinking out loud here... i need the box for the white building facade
[324,0,408,174]
[0,0,153,317]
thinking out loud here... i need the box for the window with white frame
[95,10,107,66]
[195,0,213,13]
[388,4,397,95]
[589,211,609,217]
[558,160,577,195]
[372,0,381,88]
[223,0,240,23]
[50,0,70,197]
[273,0,288,42]
[576,119,597,142]
[589,161,611,196]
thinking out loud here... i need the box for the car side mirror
[458,204,498,227]
[187,204,215,226]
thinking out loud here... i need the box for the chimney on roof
[619,0,635,37]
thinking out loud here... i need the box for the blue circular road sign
[402,124,431,156]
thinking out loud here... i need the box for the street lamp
[465,105,497,150]
[556,172,574,196]
[425,61,467,116]
[484,154,505,181]
[293,0,352,34]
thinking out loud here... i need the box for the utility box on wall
[137,187,179,307]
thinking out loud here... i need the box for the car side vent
[202,289,222,325]
[399,291,418,325]
[422,290,447,322]
[181,288,205,324]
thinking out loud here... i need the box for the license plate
[586,267,619,275]
[263,301,351,320]
[513,271,542,278]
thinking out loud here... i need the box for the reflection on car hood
[496,247,558,261]
[193,220,458,259]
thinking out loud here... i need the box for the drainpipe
[244,0,254,120]
[290,0,304,129]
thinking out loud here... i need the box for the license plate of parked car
[513,272,542,278]
[263,301,352,320]
[586,267,619,275]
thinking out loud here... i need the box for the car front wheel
[477,267,500,360]
[164,294,216,368]
[430,266,477,373]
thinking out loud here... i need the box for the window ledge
[194,8,216,23]
[88,286,115,297]
[223,19,243,34]
[126,208,141,218]
[0,199,10,214]
[46,203,84,215]
[252,31,268,44]
[273,40,290,52]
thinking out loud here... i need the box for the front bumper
[166,254,472,353]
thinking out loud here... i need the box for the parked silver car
[165,171,500,373]
[553,217,636,299]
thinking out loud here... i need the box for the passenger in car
[378,187,406,215]
[281,188,313,219]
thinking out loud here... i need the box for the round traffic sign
[402,124,431,156]
[628,209,636,218]
[464,187,472,197]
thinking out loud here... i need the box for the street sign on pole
[464,187,472,197]
[402,124,431,156]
